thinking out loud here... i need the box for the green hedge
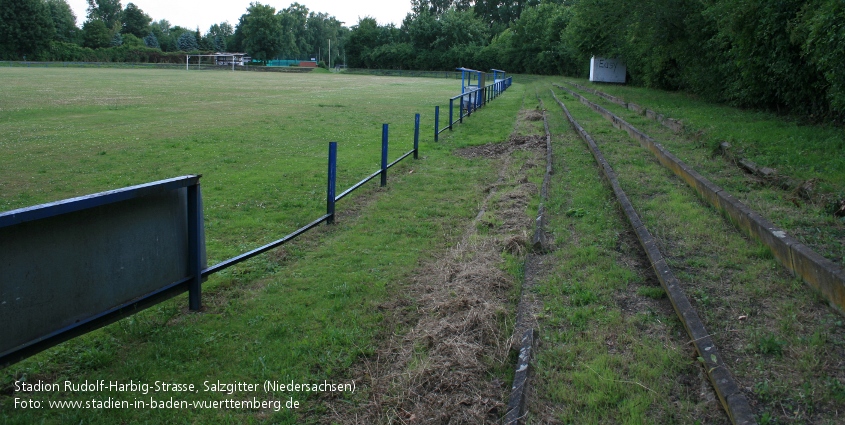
[45,41,207,64]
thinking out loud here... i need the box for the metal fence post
[434,106,440,142]
[449,99,454,131]
[381,124,388,186]
[414,113,420,159]
[327,142,337,224]
[188,183,202,311]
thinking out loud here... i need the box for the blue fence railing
[201,117,419,277]
[0,114,422,367]
[2,69,514,366]
[435,76,513,141]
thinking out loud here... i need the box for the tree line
[345,0,844,121]
[1,0,842,120]
[0,0,347,66]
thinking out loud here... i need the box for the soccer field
[0,68,456,263]
[1,67,522,424]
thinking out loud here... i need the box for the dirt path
[321,112,547,424]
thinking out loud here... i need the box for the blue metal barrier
[1,67,512,365]
[435,106,440,142]
[326,142,337,225]
[438,76,513,137]
[1,114,422,367]
[1,176,206,366]
[207,118,418,276]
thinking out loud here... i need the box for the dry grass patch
[322,112,545,424]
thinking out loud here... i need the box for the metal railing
[435,77,513,141]
[1,114,422,367]
[202,116,420,277]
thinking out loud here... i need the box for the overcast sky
[67,0,412,31]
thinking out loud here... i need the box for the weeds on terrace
[556,79,845,424]
[526,84,728,423]
[754,333,786,356]
[564,77,845,269]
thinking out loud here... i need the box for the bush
[46,41,189,63]
[122,34,144,47]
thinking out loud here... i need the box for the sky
[67,0,413,32]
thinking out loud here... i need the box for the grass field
[0,68,522,423]
[3,68,844,424]
[0,68,457,268]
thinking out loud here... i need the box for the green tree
[473,0,539,30]
[111,32,122,46]
[176,31,198,51]
[435,8,488,50]
[345,17,382,67]
[150,19,174,51]
[304,13,344,64]
[206,22,234,51]
[400,8,488,69]
[121,2,150,38]
[119,33,142,47]
[563,0,627,62]
[694,0,826,115]
[82,18,111,49]
[143,32,159,48]
[238,2,283,62]
[557,0,839,119]
[194,27,212,50]
[87,0,122,30]
[278,2,309,58]
[792,0,845,117]
[405,10,439,51]
[46,0,78,43]
[369,42,415,69]
[476,28,514,70]
[503,2,574,75]
[411,0,472,16]
[168,26,191,51]
[0,0,56,60]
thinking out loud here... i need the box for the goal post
[185,54,239,71]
